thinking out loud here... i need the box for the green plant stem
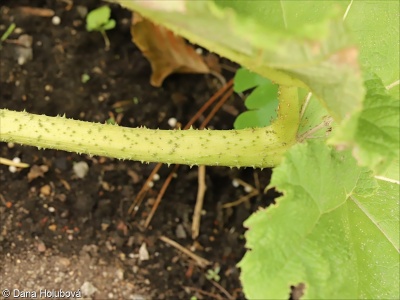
[100,30,110,51]
[0,86,299,168]
[0,109,295,168]
[273,85,300,144]
[0,23,16,42]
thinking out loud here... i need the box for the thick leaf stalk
[0,87,298,168]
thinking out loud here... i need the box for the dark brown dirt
[0,1,276,299]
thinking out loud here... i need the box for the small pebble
[8,157,21,173]
[76,5,88,18]
[58,257,71,267]
[175,224,187,239]
[52,16,61,25]
[116,268,124,280]
[132,265,138,273]
[81,281,98,297]
[167,117,177,128]
[44,84,53,92]
[60,210,69,218]
[127,236,135,247]
[130,294,146,300]
[40,185,51,196]
[48,224,57,231]
[14,27,23,34]
[37,242,46,252]
[139,242,149,261]
[73,161,89,178]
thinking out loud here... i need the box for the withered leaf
[131,12,209,87]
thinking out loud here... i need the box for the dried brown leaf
[131,12,209,87]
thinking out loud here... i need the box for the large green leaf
[239,141,399,299]
[343,0,399,87]
[113,0,364,122]
[330,73,400,174]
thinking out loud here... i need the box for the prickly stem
[0,108,298,168]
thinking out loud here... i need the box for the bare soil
[0,1,276,299]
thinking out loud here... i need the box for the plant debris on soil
[0,1,277,299]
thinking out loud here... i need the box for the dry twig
[183,286,224,300]
[159,235,211,268]
[144,164,179,228]
[209,280,235,300]
[192,165,207,239]
[222,190,259,209]
[0,157,29,168]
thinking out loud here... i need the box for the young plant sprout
[0,23,16,43]
[86,6,116,50]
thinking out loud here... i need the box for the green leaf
[234,69,279,129]
[239,141,399,299]
[348,176,399,299]
[115,0,364,122]
[101,19,116,31]
[244,80,278,110]
[86,6,112,32]
[378,157,399,183]
[233,68,270,92]
[352,176,399,254]
[234,107,276,130]
[329,73,400,174]
[343,0,399,86]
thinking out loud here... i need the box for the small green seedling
[81,73,90,83]
[86,6,116,50]
[1,23,16,43]
[205,266,221,282]
[0,23,16,49]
